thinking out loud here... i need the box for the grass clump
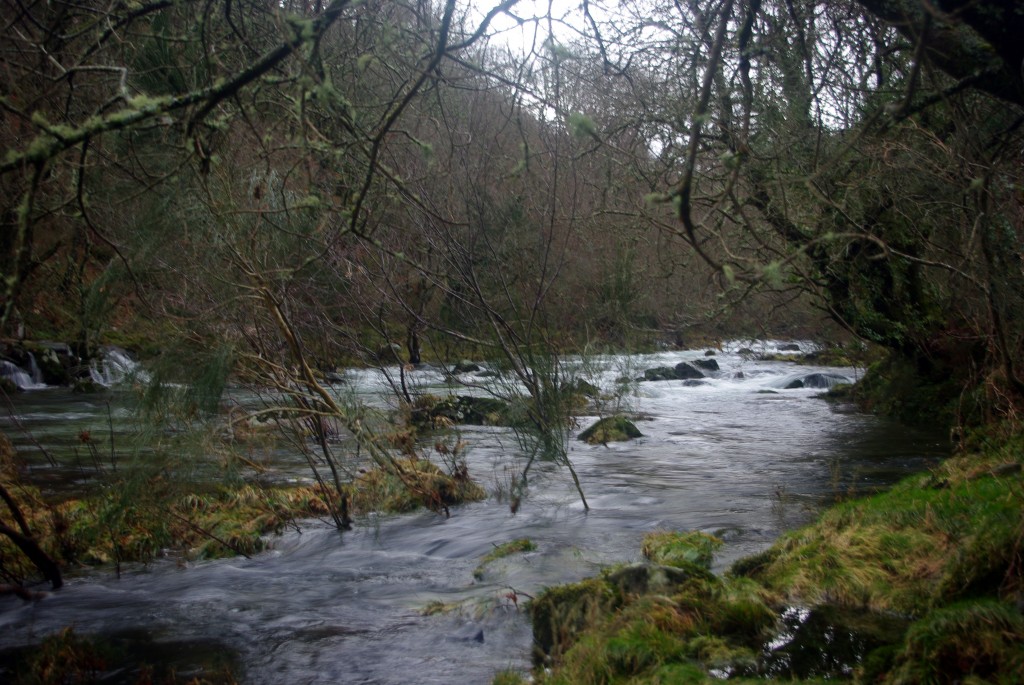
[736,465,1022,613]
[528,547,779,684]
[641,530,722,570]
[350,456,486,515]
[491,670,529,685]
[889,600,1024,684]
[1,439,486,581]
[474,538,537,579]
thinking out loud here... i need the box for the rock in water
[579,416,643,444]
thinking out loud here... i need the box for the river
[0,343,948,683]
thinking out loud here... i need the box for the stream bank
[0,343,953,683]
[513,426,1023,685]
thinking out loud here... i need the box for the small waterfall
[27,352,44,385]
[1,360,35,389]
[1,354,46,390]
[89,347,149,387]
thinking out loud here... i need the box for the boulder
[673,361,705,379]
[579,416,643,444]
[783,372,850,390]
[643,366,678,382]
[778,343,801,352]
[72,378,104,393]
[451,360,481,373]
[704,349,717,356]
[568,378,601,399]
[691,358,720,372]
[683,380,707,387]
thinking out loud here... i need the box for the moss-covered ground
[507,427,1024,684]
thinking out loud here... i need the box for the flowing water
[0,343,948,683]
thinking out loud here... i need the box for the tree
[566,0,1023,419]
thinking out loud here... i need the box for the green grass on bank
[511,428,1024,685]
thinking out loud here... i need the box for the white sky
[470,0,591,57]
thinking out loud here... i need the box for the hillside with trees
[1,0,1022,682]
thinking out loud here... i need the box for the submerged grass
[474,538,537,579]
[1,446,485,579]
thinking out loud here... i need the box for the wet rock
[783,373,850,390]
[411,394,510,426]
[778,343,801,352]
[705,349,717,356]
[451,360,481,373]
[691,358,720,372]
[683,380,707,387]
[73,378,104,393]
[579,416,642,444]
[643,366,678,382]
[568,378,601,398]
[448,624,485,643]
[674,361,705,379]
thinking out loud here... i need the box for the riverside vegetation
[2,0,1024,682]
[495,392,1024,684]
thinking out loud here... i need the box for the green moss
[890,600,1024,684]
[491,670,529,685]
[853,354,965,427]
[531,424,1024,685]
[530,577,620,664]
[2,451,486,577]
[579,415,643,444]
[739,469,1021,614]
[641,530,722,570]
[474,538,537,579]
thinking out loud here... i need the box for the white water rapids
[0,343,948,683]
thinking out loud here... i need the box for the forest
[1,0,1022,683]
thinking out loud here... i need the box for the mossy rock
[579,415,643,444]
[410,394,511,427]
[643,366,678,382]
[642,530,723,570]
